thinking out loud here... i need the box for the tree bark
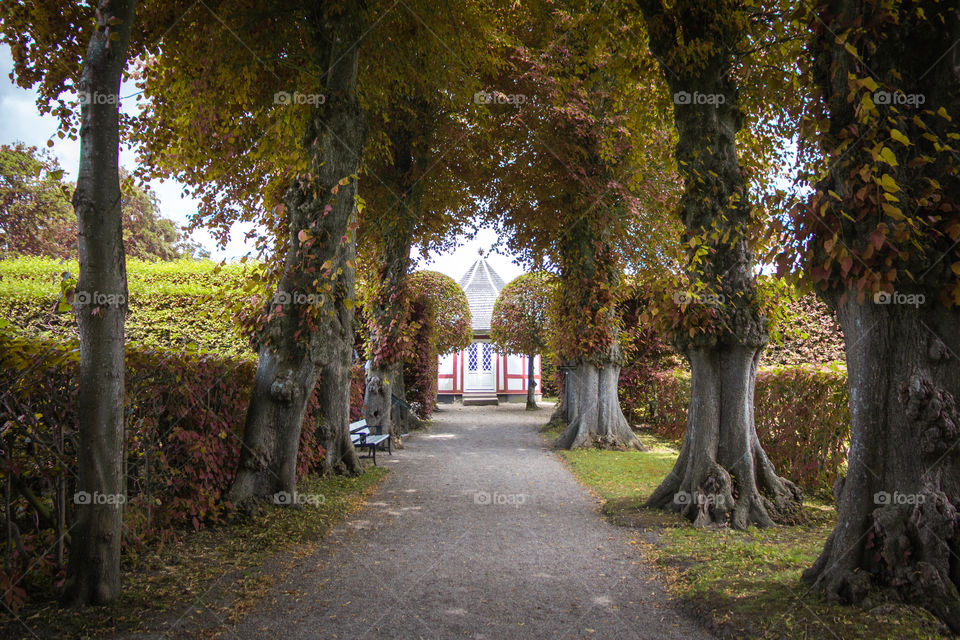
[799,0,960,628]
[229,7,367,505]
[363,360,404,444]
[64,0,139,606]
[526,353,537,410]
[801,298,960,630]
[555,346,645,451]
[645,346,802,528]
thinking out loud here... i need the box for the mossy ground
[546,425,948,639]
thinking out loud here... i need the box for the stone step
[462,392,499,406]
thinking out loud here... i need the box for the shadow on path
[226,404,710,640]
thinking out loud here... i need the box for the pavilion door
[465,342,495,391]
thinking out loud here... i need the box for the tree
[2,0,205,603]
[636,0,803,528]
[2,0,142,606]
[0,145,204,260]
[491,272,554,409]
[793,0,960,628]
[356,1,499,442]
[402,270,472,417]
[472,3,673,450]
[131,0,505,494]
[62,0,139,606]
[228,3,370,496]
[0,143,75,257]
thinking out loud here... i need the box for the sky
[0,45,525,286]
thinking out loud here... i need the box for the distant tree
[491,272,554,410]
[0,143,74,257]
[117,170,181,260]
[0,144,204,261]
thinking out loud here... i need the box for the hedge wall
[0,256,252,358]
[619,363,850,496]
[0,330,366,612]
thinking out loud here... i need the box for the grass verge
[549,429,947,639]
[2,466,388,639]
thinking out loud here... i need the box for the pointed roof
[459,257,507,333]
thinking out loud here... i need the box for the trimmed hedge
[620,364,850,495]
[0,256,252,358]
[0,330,367,612]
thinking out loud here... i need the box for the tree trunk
[526,353,537,410]
[229,7,366,504]
[799,0,960,629]
[645,346,802,528]
[802,298,960,630]
[363,360,406,447]
[317,333,360,474]
[555,346,645,451]
[229,351,318,501]
[548,367,573,426]
[639,0,802,527]
[64,0,138,607]
[362,95,431,445]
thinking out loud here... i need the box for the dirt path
[227,404,709,639]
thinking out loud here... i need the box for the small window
[482,343,493,371]
[468,343,479,371]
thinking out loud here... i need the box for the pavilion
[436,256,542,406]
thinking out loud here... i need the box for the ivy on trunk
[639,0,802,528]
[798,0,960,628]
[229,7,368,505]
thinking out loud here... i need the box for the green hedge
[0,256,252,358]
[621,364,850,496]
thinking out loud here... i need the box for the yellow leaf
[861,77,879,91]
[890,129,910,145]
[882,203,904,219]
[879,174,900,193]
[878,147,898,166]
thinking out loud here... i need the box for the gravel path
[229,404,709,640]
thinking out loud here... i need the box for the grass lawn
[1,467,388,639]
[545,424,948,639]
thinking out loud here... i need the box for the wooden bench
[349,419,391,465]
